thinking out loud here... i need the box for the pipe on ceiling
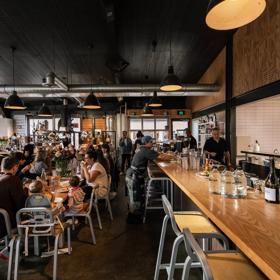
[0,83,220,93]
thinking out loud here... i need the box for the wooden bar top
[157,161,280,279]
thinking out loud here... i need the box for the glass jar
[208,167,221,194]
[220,170,237,198]
[234,167,247,198]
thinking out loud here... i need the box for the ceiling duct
[42,72,68,91]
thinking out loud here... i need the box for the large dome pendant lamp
[206,0,266,30]
[160,38,182,92]
[148,91,162,107]
[4,47,26,110]
[82,91,101,109]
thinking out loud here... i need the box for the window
[129,117,168,142]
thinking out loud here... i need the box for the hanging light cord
[12,47,16,91]
[53,33,56,73]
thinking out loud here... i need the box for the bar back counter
[156,160,279,279]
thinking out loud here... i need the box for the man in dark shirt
[183,128,197,150]
[0,157,27,237]
[203,127,231,166]
[23,137,34,160]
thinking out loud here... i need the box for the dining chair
[181,228,265,280]
[154,195,229,280]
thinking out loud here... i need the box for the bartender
[183,128,197,150]
[203,127,231,166]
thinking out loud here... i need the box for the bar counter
[156,161,280,279]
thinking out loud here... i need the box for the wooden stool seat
[175,213,219,234]
[207,252,265,280]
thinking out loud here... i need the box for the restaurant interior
[0,0,279,279]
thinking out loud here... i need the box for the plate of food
[55,186,69,193]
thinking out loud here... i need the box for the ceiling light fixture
[82,92,101,109]
[160,24,182,91]
[38,103,52,117]
[142,103,154,116]
[4,47,26,110]
[206,0,266,30]
[148,91,162,107]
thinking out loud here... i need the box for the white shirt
[88,162,108,188]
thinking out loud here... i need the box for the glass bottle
[234,166,247,198]
[208,167,221,194]
[220,170,237,198]
[264,158,280,204]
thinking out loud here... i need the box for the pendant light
[81,44,101,110]
[38,103,52,117]
[142,103,154,116]
[82,91,101,109]
[148,91,162,107]
[160,34,182,92]
[4,47,26,110]
[206,0,266,30]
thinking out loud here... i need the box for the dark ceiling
[0,0,231,86]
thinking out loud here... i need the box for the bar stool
[143,165,173,223]
[154,195,229,280]
[182,228,265,280]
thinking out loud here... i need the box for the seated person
[0,156,28,237]
[80,151,109,198]
[11,152,26,177]
[25,180,52,208]
[64,176,85,215]
[20,149,48,179]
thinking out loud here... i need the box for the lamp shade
[148,91,162,107]
[4,91,26,110]
[160,65,182,92]
[206,0,266,30]
[38,103,52,116]
[82,92,101,109]
[142,103,154,116]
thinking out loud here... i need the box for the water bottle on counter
[220,170,237,198]
[234,166,247,198]
[208,167,221,194]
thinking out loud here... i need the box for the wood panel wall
[82,118,106,131]
[233,0,280,96]
[186,48,226,112]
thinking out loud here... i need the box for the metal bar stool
[182,228,265,280]
[154,195,229,280]
[143,165,173,223]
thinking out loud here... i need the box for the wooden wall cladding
[233,0,280,97]
[95,118,105,130]
[82,118,93,131]
[186,48,226,112]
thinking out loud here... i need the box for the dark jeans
[121,154,131,172]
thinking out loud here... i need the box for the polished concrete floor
[0,177,202,280]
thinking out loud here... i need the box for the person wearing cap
[130,135,171,174]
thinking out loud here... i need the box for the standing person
[132,131,144,156]
[0,157,27,237]
[119,131,132,174]
[183,128,197,150]
[203,127,231,167]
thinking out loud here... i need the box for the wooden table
[157,161,280,280]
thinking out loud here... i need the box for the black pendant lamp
[160,39,182,92]
[4,47,26,110]
[82,92,101,109]
[206,0,266,30]
[148,91,162,107]
[38,103,52,116]
[142,103,154,116]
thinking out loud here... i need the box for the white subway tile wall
[236,95,280,155]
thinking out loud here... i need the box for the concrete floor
[0,178,202,280]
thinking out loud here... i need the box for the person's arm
[203,140,216,157]
[225,151,231,167]
[81,164,100,184]
[119,138,124,147]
